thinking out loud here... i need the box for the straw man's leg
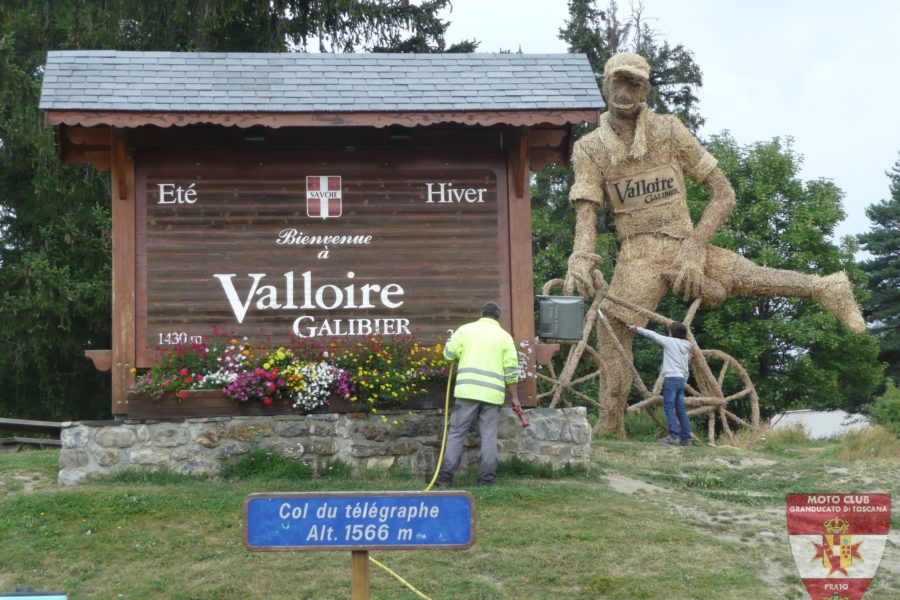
[708,249,866,333]
[596,318,637,438]
[596,240,670,437]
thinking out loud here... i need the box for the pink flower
[178,390,188,399]
[178,368,189,376]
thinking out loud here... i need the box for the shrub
[868,379,900,435]
[758,424,810,451]
[832,426,900,461]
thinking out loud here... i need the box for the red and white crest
[306,176,342,219]
[787,494,891,600]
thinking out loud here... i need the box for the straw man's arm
[564,200,603,297]
[672,168,736,300]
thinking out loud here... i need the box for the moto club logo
[787,494,891,600]
[306,176,342,219]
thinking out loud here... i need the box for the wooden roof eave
[50,111,594,171]
[56,124,113,171]
[43,108,599,130]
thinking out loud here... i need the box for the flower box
[126,384,448,419]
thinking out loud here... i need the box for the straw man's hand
[673,237,707,301]
[564,251,602,297]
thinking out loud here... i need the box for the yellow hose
[423,361,454,492]
[368,362,455,599]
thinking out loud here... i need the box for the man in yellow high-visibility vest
[436,302,522,487]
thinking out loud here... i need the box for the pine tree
[858,154,900,382]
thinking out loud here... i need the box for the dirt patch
[603,473,671,495]
[0,471,55,494]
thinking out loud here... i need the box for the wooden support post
[110,129,136,415]
[351,551,370,600]
[507,127,537,406]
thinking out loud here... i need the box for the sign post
[243,491,475,598]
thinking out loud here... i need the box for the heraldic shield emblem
[306,176,342,219]
[787,494,891,599]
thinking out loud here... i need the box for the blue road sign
[244,491,475,551]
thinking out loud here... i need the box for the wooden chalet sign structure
[39,51,603,414]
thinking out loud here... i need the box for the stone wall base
[58,407,592,485]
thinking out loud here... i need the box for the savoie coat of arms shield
[306,175,342,219]
[787,494,891,600]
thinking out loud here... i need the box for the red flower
[178,390,188,399]
[178,368,189,376]
[184,376,194,384]
[263,397,273,405]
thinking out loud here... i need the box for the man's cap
[481,302,502,318]
[603,53,650,81]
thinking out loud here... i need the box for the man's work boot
[816,272,866,334]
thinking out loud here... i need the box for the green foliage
[868,379,900,435]
[93,467,208,485]
[220,448,315,480]
[0,1,470,421]
[318,459,354,479]
[0,16,113,419]
[858,153,900,382]
[623,408,666,440]
[829,426,900,461]
[759,425,810,451]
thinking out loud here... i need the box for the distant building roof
[770,409,872,440]
[39,50,603,115]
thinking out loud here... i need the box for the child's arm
[626,324,667,346]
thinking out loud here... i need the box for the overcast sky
[441,0,900,243]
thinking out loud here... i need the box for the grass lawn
[1,433,898,599]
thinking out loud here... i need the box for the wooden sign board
[134,149,508,366]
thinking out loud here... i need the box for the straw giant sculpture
[564,53,866,438]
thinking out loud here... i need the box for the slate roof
[770,410,872,440]
[39,50,603,113]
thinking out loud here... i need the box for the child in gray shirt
[627,322,693,445]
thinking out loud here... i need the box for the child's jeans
[662,376,691,442]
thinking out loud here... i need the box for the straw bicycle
[537,270,760,445]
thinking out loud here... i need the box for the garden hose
[423,361,454,492]
[367,362,454,600]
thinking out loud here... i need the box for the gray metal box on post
[536,296,584,341]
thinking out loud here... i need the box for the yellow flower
[230,338,238,345]
[130,367,137,374]
[380,415,388,422]
[242,350,250,356]
[263,363,271,369]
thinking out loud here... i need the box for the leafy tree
[857,154,900,382]
[0,0,470,420]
